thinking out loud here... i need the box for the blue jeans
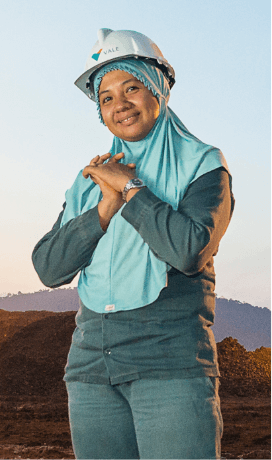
[66,377,223,459]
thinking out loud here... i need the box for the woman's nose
[114,93,132,112]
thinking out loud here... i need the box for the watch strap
[122,178,145,201]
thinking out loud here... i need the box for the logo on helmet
[92,49,103,61]
[102,47,119,55]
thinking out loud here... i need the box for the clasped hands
[82,152,136,231]
[82,152,136,196]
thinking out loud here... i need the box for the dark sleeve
[121,167,234,275]
[32,203,105,288]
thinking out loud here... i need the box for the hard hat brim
[75,55,175,101]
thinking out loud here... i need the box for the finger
[109,152,125,162]
[98,152,111,164]
[82,165,95,178]
[89,155,100,165]
[126,163,136,169]
[82,170,91,178]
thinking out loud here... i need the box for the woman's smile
[99,70,160,141]
[118,114,139,124]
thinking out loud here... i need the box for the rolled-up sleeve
[121,167,234,275]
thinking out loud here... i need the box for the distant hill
[212,298,271,351]
[0,288,78,312]
[0,289,270,351]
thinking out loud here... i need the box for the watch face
[132,178,143,186]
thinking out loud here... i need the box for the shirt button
[105,349,111,355]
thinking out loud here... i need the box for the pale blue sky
[0,0,270,309]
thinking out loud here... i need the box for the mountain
[0,289,270,351]
[213,298,271,351]
[0,288,78,312]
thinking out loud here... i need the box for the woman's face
[99,70,160,142]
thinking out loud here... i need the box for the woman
[32,28,234,459]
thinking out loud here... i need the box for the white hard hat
[75,28,175,101]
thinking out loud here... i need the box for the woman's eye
[102,96,111,104]
[127,86,138,92]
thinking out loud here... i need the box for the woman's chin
[115,122,156,142]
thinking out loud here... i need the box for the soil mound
[217,337,271,396]
[0,312,270,459]
[0,310,56,346]
[0,311,270,398]
[0,311,76,397]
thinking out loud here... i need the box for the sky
[0,0,270,309]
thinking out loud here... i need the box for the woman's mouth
[118,114,139,124]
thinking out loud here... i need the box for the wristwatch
[122,178,145,201]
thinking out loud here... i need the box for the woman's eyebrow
[99,78,139,96]
[121,78,138,86]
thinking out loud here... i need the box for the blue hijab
[60,59,229,313]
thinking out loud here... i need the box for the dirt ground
[0,311,270,459]
[0,393,270,459]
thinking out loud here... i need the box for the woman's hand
[83,152,136,193]
[82,153,135,231]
